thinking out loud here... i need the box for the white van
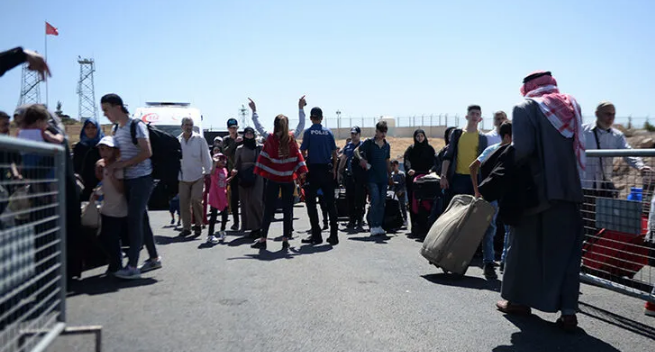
[133,102,204,138]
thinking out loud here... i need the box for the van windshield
[154,125,200,137]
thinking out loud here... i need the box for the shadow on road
[67,274,158,297]
[154,234,200,245]
[420,273,501,292]
[492,314,620,352]
[579,301,655,341]
[227,243,334,261]
[348,235,393,244]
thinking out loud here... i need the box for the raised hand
[248,98,256,112]
[298,95,307,109]
[24,49,51,81]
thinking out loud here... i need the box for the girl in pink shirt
[207,153,230,244]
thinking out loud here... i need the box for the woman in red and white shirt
[251,111,308,250]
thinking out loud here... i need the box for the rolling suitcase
[420,194,495,275]
[335,186,349,220]
[382,192,404,232]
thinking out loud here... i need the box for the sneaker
[179,229,191,237]
[139,257,162,273]
[645,302,655,317]
[483,263,498,280]
[207,235,219,244]
[114,266,141,280]
[219,231,226,243]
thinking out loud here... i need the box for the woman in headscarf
[233,127,265,236]
[403,129,436,235]
[73,119,104,200]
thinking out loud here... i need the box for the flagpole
[45,20,49,108]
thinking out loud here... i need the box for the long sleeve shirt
[178,132,212,182]
[252,109,306,140]
[582,123,645,189]
[0,47,27,77]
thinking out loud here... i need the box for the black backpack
[115,120,182,189]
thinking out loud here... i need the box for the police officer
[299,106,339,245]
[338,126,367,231]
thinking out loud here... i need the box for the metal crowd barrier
[580,148,655,304]
[0,135,67,352]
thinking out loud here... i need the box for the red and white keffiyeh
[521,72,586,176]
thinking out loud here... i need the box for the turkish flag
[46,22,58,36]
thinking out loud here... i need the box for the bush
[644,121,655,132]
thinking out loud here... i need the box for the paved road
[49,206,654,352]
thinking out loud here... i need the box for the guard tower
[17,63,41,107]
[77,57,97,122]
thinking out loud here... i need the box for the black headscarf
[404,129,435,174]
[444,126,456,145]
[243,127,257,150]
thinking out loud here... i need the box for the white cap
[97,136,118,148]
[214,136,223,142]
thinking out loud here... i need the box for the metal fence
[580,149,655,303]
[0,136,67,352]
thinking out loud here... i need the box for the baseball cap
[310,107,323,119]
[97,136,118,148]
[214,136,223,143]
[227,118,238,128]
[350,126,361,134]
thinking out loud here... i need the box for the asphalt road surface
[49,206,655,352]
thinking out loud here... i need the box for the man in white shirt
[485,111,508,145]
[178,117,212,237]
[582,101,650,191]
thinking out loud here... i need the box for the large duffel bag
[420,194,495,275]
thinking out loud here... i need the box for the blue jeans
[367,182,387,228]
[125,175,157,268]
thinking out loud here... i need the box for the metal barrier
[580,148,655,303]
[0,135,67,352]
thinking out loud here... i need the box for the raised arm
[293,95,307,139]
[249,98,269,139]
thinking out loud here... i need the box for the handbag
[81,197,101,229]
[593,128,619,198]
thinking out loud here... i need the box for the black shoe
[251,239,267,249]
[322,223,329,230]
[499,262,505,273]
[179,229,191,237]
[484,263,498,280]
[231,223,240,231]
[346,221,356,229]
[282,241,290,250]
[327,236,339,245]
[301,236,323,245]
[249,229,261,239]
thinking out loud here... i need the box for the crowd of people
[2,48,654,331]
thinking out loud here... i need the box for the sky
[1,0,654,131]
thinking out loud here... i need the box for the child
[207,153,230,244]
[169,194,181,226]
[16,104,64,145]
[93,136,128,275]
[391,160,408,228]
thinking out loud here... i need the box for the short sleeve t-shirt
[300,124,337,165]
[455,131,479,175]
[362,138,391,184]
[114,119,152,179]
[100,167,128,218]
[477,143,501,164]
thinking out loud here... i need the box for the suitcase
[420,194,495,275]
[413,174,441,201]
[582,216,649,278]
[382,193,404,232]
[335,187,349,220]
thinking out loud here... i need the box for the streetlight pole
[336,110,342,139]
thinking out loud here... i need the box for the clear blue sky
[1,0,654,131]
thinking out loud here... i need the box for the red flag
[46,22,58,36]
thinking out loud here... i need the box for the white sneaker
[219,231,226,242]
[207,235,219,244]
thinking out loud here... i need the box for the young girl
[94,136,128,276]
[16,104,64,145]
[207,153,230,244]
